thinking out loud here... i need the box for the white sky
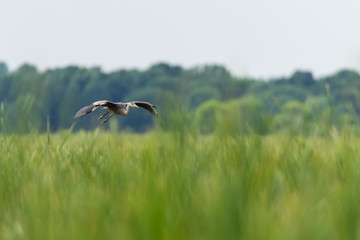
[1,0,360,78]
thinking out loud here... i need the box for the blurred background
[1,0,360,133]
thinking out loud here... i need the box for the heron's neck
[124,104,131,115]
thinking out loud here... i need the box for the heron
[74,100,163,125]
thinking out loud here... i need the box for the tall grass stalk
[1,103,5,138]
[47,115,50,145]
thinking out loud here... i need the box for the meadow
[1,123,360,240]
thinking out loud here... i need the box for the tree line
[0,60,359,134]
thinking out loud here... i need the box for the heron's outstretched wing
[74,104,96,118]
[74,100,117,118]
[133,101,164,126]
[92,100,117,108]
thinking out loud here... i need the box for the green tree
[289,71,315,87]
[0,61,8,77]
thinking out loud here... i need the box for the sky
[1,0,360,79]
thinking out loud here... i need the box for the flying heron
[74,100,163,125]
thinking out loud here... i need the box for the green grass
[1,127,360,240]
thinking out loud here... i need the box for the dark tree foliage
[0,61,8,77]
[0,60,359,133]
[289,71,315,87]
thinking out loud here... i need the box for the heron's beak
[134,104,139,108]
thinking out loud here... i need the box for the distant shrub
[195,97,269,135]
[195,100,222,134]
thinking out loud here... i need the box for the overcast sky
[1,0,360,78]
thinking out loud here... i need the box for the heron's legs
[102,113,115,124]
[99,111,109,120]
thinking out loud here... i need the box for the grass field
[1,125,360,240]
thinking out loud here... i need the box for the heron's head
[129,102,139,108]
